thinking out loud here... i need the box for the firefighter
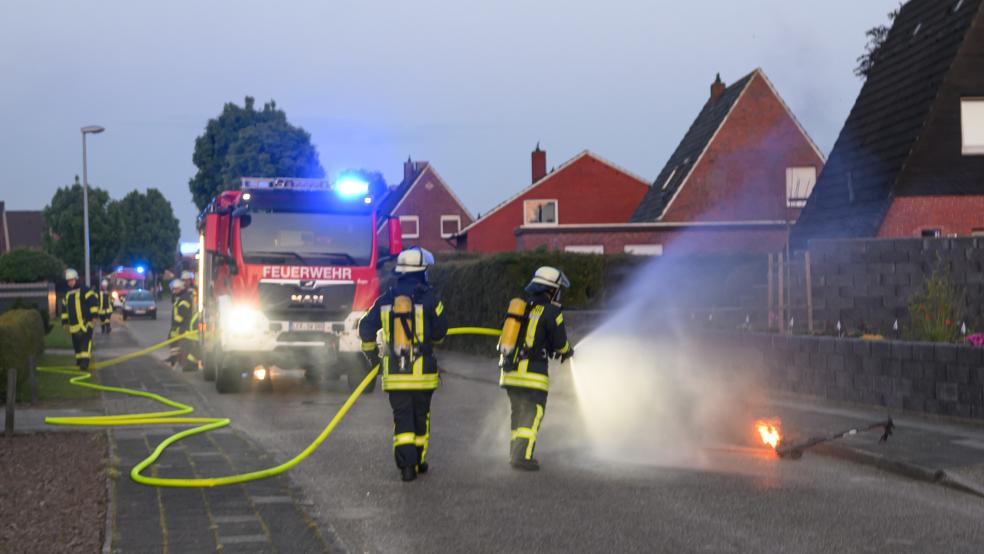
[359,247,448,482]
[181,270,196,307]
[97,279,113,334]
[60,268,99,371]
[497,266,574,471]
[168,278,198,371]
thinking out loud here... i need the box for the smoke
[567,245,766,467]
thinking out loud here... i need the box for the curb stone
[812,443,984,500]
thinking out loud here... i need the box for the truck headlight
[224,305,266,335]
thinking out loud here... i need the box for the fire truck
[108,266,148,308]
[197,176,402,393]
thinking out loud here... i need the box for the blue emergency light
[136,265,146,274]
[334,175,370,198]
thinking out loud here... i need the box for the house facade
[792,0,984,244]
[456,147,651,253]
[515,69,825,255]
[0,201,45,252]
[376,159,473,254]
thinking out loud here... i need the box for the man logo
[290,293,324,305]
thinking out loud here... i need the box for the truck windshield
[240,212,373,266]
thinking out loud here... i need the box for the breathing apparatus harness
[387,284,431,372]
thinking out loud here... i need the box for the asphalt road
[119,309,984,553]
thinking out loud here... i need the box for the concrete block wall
[703,330,984,420]
[807,237,984,334]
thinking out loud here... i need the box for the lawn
[44,324,73,350]
[36,353,100,401]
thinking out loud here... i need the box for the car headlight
[223,305,266,335]
[112,291,120,300]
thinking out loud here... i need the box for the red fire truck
[198,176,401,393]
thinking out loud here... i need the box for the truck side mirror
[388,217,403,256]
[203,214,220,253]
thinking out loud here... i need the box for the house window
[440,215,461,238]
[972,228,984,237]
[399,215,419,239]
[786,167,817,208]
[921,229,941,238]
[961,98,984,155]
[624,244,663,256]
[524,199,558,225]
[565,245,604,254]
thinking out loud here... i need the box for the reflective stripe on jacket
[358,278,448,391]
[499,296,570,393]
[61,287,98,333]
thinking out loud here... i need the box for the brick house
[792,0,984,245]
[0,201,45,252]
[376,159,473,254]
[516,69,825,255]
[455,147,651,253]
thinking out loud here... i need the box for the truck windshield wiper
[313,252,357,265]
[246,251,311,265]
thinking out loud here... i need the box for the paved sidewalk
[90,330,337,553]
[763,394,984,498]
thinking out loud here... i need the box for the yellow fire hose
[38,326,500,488]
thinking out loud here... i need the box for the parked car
[122,289,157,320]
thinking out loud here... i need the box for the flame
[755,420,782,449]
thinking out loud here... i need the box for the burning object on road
[753,417,895,460]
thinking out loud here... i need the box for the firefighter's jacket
[98,290,113,316]
[359,279,448,392]
[499,295,571,393]
[61,286,99,333]
[170,290,195,338]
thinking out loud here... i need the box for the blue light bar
[335,175,370,198]
[136,266,146,274]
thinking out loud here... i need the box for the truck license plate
[290,321,326,332]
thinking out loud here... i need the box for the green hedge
[0,248,63,283]
[0,309,45,402]
[426,251,642,352]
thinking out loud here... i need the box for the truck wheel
[304,368,323,388]
[216,356,243,394]
[202,348,218,382]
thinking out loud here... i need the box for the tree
[0,248,63,283]
[855,5,901,79]
[111,188,181,273]
[188,97,325,210]
[42,176,121,273]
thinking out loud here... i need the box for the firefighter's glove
[558,348,574,364]
[364,350,381,370]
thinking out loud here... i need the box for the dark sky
[0,0,899,241]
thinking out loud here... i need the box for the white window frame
[439,215,461,239]
[786,166,817,208]
[624,244,663,256]
[523,199,559,226]
[399,215,419,239]
[961,98,984,155]
[565,245,604,254]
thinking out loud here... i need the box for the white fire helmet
[100,279,109,289]
[169,278,185,292]
[395,247,435,274]
[181,271,194,281]
[527,266,571,291]
[64,268,79,282]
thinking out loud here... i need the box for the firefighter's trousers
[388,390,433,469]
[180,337,200,372]
[100,314,111,334]
[507,387,548,463]
[72,326,94,370]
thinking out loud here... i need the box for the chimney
[403,156,415,185]
[710,73,726,102]
[531,142,546,183]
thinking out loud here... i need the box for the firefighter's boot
[510,458,540,471]
[401,466,417,482]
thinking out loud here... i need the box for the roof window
[912,22,922,37]
[954,0,965,13]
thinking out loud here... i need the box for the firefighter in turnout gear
[497,266,573,471]
[359,247,448,482]
[61,268,99,370]
[98,279,113,334]
[168,279,198,371]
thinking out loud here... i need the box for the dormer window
[961,98,984,155]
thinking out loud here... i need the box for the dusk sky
[1,0,899,241]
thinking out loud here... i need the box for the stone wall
[705,331,984,420]
[807,237,984,334]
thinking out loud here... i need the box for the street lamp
[81,125,105,288]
